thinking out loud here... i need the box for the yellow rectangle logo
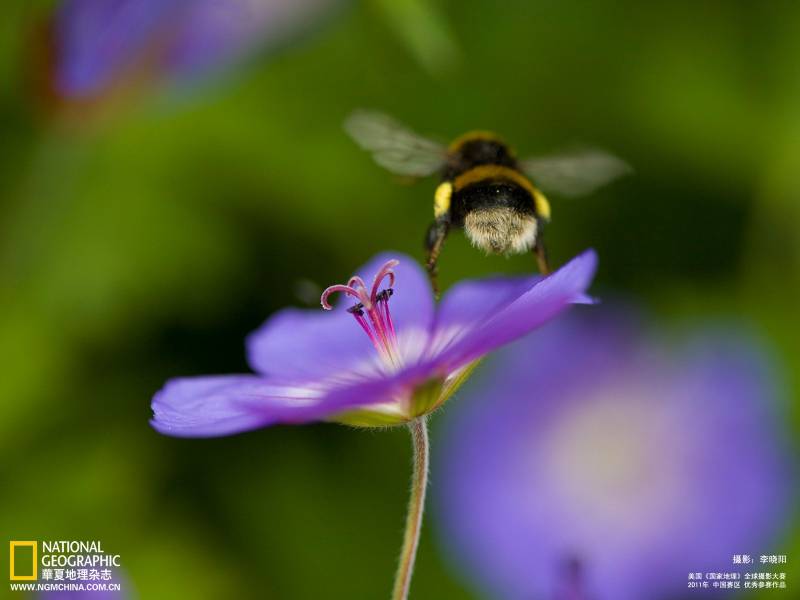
[9,541,37,581]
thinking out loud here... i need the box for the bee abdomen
[450,180,535,226]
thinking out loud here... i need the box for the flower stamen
[321,260,402,369]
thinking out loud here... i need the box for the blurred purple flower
[151,250,597,436]
[437,310,794,600]
[53,0,341,99]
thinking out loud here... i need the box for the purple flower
[437,310,794,600]
[151,250,597,436]
[53,0,341,99]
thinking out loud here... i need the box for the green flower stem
[391,416,430,600]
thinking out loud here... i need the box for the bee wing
[344,110,448,177]
[519,148,632,197]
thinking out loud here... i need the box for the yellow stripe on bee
[453,165,551,220]
[434,181,452,217]
[447,130,505,153]
[453,165,534,194]
[533,187,551,221]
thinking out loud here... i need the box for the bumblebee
[344,110,630,294]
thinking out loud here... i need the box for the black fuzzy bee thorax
[443,139,518,181]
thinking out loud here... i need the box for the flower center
[320,259,402,369]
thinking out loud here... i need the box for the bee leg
[425,219,449,299]
[533,239,551,275]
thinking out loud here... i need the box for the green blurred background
[1,0,798,598]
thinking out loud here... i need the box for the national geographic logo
[9,541,37,581]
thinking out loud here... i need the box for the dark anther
[347,303,365,316]
[376,288,394,302]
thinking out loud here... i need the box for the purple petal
[163,0,339,82]
[246,252,434,378]
[151,363,439,437]
[246,308,377,381]
[55,0,186,96]
[152,375,333,437]
[55,0,340,98]
[432,249,597,368]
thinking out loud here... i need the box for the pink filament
[320,284,363,310]
[371,259,399,300]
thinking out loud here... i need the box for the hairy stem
[391,416,430,600]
